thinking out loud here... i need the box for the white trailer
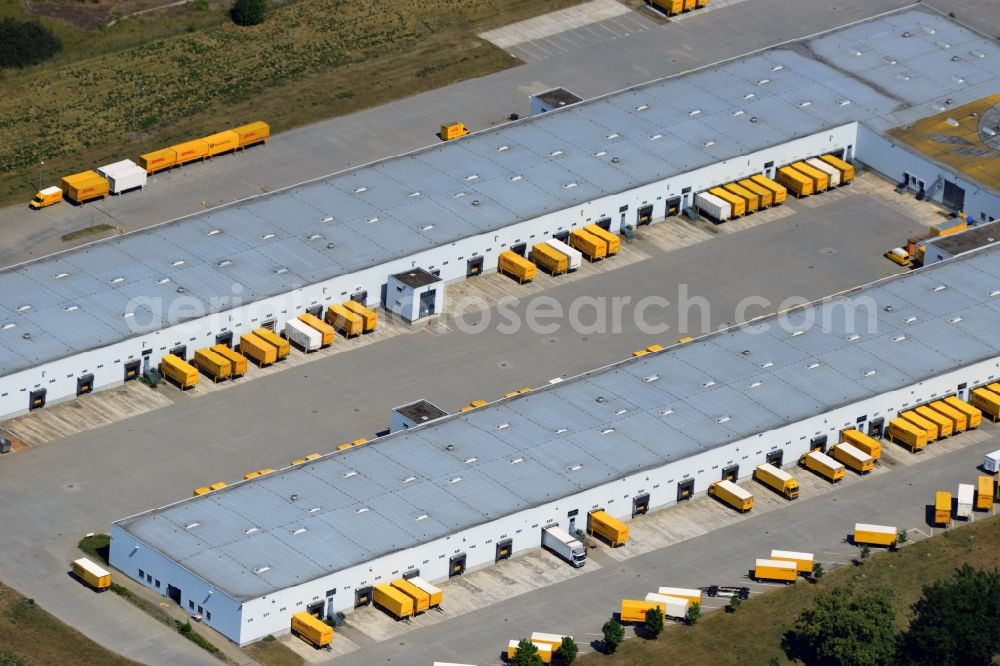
[957,483,974,519]
[645,592,689,620]
[98,159,147,194]
[284,318,322,352]
[984,449,1000,473]
[541,525,586,567]
[805,157,841,187]
[544,238,583,272]
[694,191,732,222]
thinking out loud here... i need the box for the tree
[812,562,825,582]
[231,0,266,26]
[898,529,909,545]
[602,619,624,654]
[510,638,542,666]
[727,593,743,613]
[786,589,897,666]
[898,565,1000,666]
[685,602,701,626]
[643,605,664,638]
[0,18,62,68]
[557,635,578,664]
[858,545,871,564]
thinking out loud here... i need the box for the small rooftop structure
[391,399,449,432]
[530,87,584,115]
[922,220,1000,265]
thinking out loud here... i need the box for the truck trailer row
[695,172,787,223]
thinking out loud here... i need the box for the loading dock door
[354,586,372,607]
[305,305,322,318]
[810,435,828,453]
[665,197,681,217]
[868,417,885,439]
[29,388,46,411]
[167,584,182,605]
[124,359,141,382]
[215,331,233,347]
[419,290,437,318]
[170,345,187,360]
[766,449,783,467]
[351,291,368,304]
[553,230,570,243]
[403,568,419,580]
[637,204,654,226]
[632,493,650,517]
[677,479,694,502]
[449,553,466,577]
[721,464,739,482]
[466,256,484,277]
[306,601,324,618]
[76,374,94,396]
[596,218,612,231]
[496,538,513,562]
[510,243,527,257]
[942,181,966,212]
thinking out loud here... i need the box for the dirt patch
[24,0,187,30]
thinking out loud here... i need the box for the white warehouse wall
[112,349,1000,645]
[0,123,859,421]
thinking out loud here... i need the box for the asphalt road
[0,0,924,268]
[0,190,921,665]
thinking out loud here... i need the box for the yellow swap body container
[754,463,799,500]
[900,410,938,441]
[232,121,270,148]
[934,491,952,525]
[708,187,746,216]
[194,348,232,382]
[915,405,953,438]
[754,558,797,582]
[977,476,995,510]
[408,577,443,608]
[887,418,927,452]
[738,178,773,208]
[170,139,209,166]
[584,224,621,254]
[391,578,430,613]
[620,599,661,622]
[840,429,881,460]
[203,130,240,157]
[819,153,855,183]
[374,583,414,619]
[853,523,897,547]
[253,327,289,360]
[161,354,198,389]
[291,612,332,647]
[342,301,378,333]
[943,396,980,429]
[507,641,552,664]
[498,250,537,283]
[791,161,829,191]
[211,344,247,377]
[61,171,109,203]
[800,450,845,482]
[298,313,335,347]
[971,388,1000,422]
[531,242,569,275]
[709,480,754,512]
[325,304,364,337]
[588,510,629,546]
[239,332,278,366]
[138,148,177,173]
[770,550,814,574]
[722,182,760,213]
[777,166,814,197]
[751,174,788,204]
[72,558,112,590]
[569,229,607,261]
[831,443,874,474]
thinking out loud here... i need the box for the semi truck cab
[30,186,63,209]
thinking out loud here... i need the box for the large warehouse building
[1,6,999,420]
[112,241,1000,644]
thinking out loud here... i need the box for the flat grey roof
[115,244,1000,601]
[534,88,584,108]
[391,268,440,290]
[925,221,1000,257]
[3,7,1000,377]
[395,400,448,424]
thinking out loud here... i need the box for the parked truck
[976,476,995,510]
[799,450,845,482]
[298,313,335,347]
[545,238,582,271]
[408,577,443,608]
[620,599,661,623]
[285,318,322,352]
[390,578,430,613]
[694,191,732,222]
[931,399,969,432]
[97,159,147,194]
[325,304,364,337]
[754,463,799,500]
[754,558,797,583]
[723,182,760,213]
[915,405,954,438]
[853,523,897,547]
[531,632,571,652]
[985,449,1000,474]
[900,410,939,441]
[374,583,414,620]
[841,429,881,460]
[708,186,746,216]
[656,587,702,604]
[569,228,607,261]
[770,550,814,575]
[831,442,875,474]
[531,241,570,275]
[818,153,855,183]
[776,166,814,197]
[645,592,690,620]
[440,122,469,141]
[750,173,788,204]
[72,557,111,591]
[194,347,232,382]
[542,525,587,567]
[507,640,552,664]
[343,301,378,333]
[805,157,841,187]
[738,178,773,208]
[584,224,620,254]
[943,396,981,428]
[161,353,198,389]
[239,332,277,366]
[971,388,1000,421]
[61,171,109,204]
[498,250,537,283]
[791,161,829,191]
[587,510,629,546]
[956,484,974,520]
[708,480,754,512]
[887,417,928,452]
[253,327,289,360]
[933,491,952,525]
[291,612,332,648]
[29,186,63,209]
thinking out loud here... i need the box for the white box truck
[98,159,147,194]
[285,318,322,352]
[544,238,582,272]
[644,592,689,620]
[956,483,974,520]
[694,191,732,222]
[542,525,586,567]
[805,157,841,187]
[984,449,1000,473]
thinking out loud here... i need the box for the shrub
[602,619,624,654]
[231,0,266,26]
[0,18,62,68]
[643,605,664,638]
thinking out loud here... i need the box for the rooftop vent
[292,528,307,536]
[353,186,368,194]
[2,323,15,331]
[157,278,171,284]
[932,285,947,292]
[184,522,199,530]
[244,527,259,535]
[991,290,1000,297]
[893,335,907,342]
[16,304,31,312]
[806,362,821,369]
[415,514,429,521]
[217,259,232,267]
[601,428,616,435]
[510,457,524,465]
[308,506,321,513]
[510,175,523,182]
[464,457,478,464]
[356,507,370,514]
[261,233,276,240]
[864,369,877,377]
[421,224,434,231]
[704,140,716,147]
[757,79,770,85]
[847,334,861,342]
[110,276,125,284]
[64,305,79,312]
[760,361,774,369]
[643,374,660,383]
[308,233,323,241]
[122,312,134,319]
[715,416,731,424]
[207,229,222,236]
[883,57,898,65]
[171,260,185,267]
[593,150,607,157]
[661,408,674,416]
[253,565,270,574]
[53,272,69,280]
[403,476,416,484]
[650,134,663,141]
[839,99,852,107]
[946,117,960,127]
[497,145,510,152]
[453,192,466,198]
[703,380,716,388]
[341,470,358,479]
[799,101,812,108]
[689,109,702,116]
[449,477,462,484]
[634,104,648,111]
[949,316,963,324]
[568,464,583,472]
[743,93,755,100]
[366,216,379,224]
[555,428,569,434]
[465,174,478,181]
[322,216,334,223]
[732,110,745,117]
[614,409,627,416]
[791,330,805,337]
[849,49,862,57]
[904,316,918,323]
[550,150,564,157]
[935,41,951,49]
[606,133,620,140]
[273,267,288,274]
[496,423,510,430]
[563,182,578,189]
[748,381,762,389]
[771,64,784,71]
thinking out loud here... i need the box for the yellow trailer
[343,300,378,333]
[976,475,995,511]
[193,486,211,496]
[943,395,980,429]
[194,348,232,382]
[770,550,814,574]
[853,523,897,547]
[840,429,881,460]
[231,121,270,149]
[253,327,289,360]
[584,224,621,255]
[722,182,760,213]
[211,344,247,377]
[507,640,552,664]
[569,229,608,261]
[203,130,240,157]
[138,148,177,173]
[933,491,952,525]
[620,599,661,622]
[683,0,696,10]
[440,122,469,141]
[588,510,628,546]
[776,166,814,197]
[738,178,773,208]
[391,578,430,613]
[498,250,537,284]
[374,583,414,619]
[915,405,953,438]
[291,612,333,648]
[791,161,829,191]
[818,153,855,183]
[325,304,364,337]
[754,463,799,500]
[161,354,198,389]
[72,558,111,591]
[531,242,569,275]
[750,174,788,204]
[927,400,969,434]
[170,138,209,166]
[754,558,797,583]
[708,187,746,217]
[708,480,754,512]
[239,332,277,366]
[650,0,683,15]
[61,171,109,204]
[531,633,569,653]
[900,410,938,441]
[832,443,874,474]
[409,577,443,608]
[971,388,1000,421]
[298,313,335,347]
[459,399,488,412]
[887,418,928,452]
[799,450,845,482]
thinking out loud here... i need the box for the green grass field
[578,515,1000,665]
[0,0,581,206]
[245,635,304,666]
